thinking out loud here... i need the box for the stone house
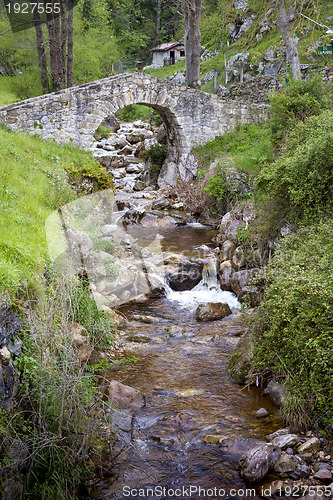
[151,42,185,67]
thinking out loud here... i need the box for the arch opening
[91,102,184,192]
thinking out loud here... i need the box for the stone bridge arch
[0,73,268,185]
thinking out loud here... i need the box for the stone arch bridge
[0,72,268,185]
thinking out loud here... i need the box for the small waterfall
[164,254,240,311]
[200,258,218,291]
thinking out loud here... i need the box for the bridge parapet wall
[0,73,269,184]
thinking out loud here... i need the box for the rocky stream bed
[2,119,332,499]
[79,121,333,499]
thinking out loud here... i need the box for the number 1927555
[278,485,332,497]
[6,3,60,14]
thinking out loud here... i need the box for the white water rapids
[164,257,241,312]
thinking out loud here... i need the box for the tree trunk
[45,6,60,90]
[180,0,202,89]
[276,0,301,80]
[53,9,62,88]
[82,0,92,29]
[33,8,49,93]
[154,0,162,46]
[59,0,68,89]
[67,0,74,87]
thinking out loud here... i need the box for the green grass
[0,76,19,106]
[193,122,273,175]
[145,59,185,80]
[0,127,112,293]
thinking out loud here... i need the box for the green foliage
[73,0,121,84]
[269,76,332,146]
[0,128,110,294]
[199,162,255,218]
[202,170,227,201]
[7,68,43,101]
[144,143,168,181]
[104,259,120,280]
[0,76,19,106]
[251,221,333,430]
[93,125,112,141]
[70,282,115,348]
[93,239,116,254]
[109,355,140,368]
[200,0,235,51]
[257,110,333,227]
[115,104,155,122]
[193,122,273,174]
[10,273,109,498]
[145,60,186,80]
[24,446,85,499]
[107,0,181,60]
[65,158,113,193]
[200,168,233,217]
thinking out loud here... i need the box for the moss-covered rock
[228,328,258,384]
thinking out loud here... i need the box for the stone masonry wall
[0,73,269,185]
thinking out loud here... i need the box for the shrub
[257,110,333,228]
[250,221,333,431]
[115,104,162,126]
[10,273,112,498]
[93,239,116,254]
[201,168,233,216]
[144,143,168,182]
[93,124,112,141]
[269,75,332,146]
[7,68,43,100]
[104,259,119,280]
[65,158,113,193]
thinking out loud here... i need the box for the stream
[88,123,284,499]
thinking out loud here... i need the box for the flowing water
[90,130,283,500]
[92,226,283,500]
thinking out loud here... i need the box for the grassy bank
[0,76,19,106]
[0,128,116,497]
[0,126,112,294]
[193,122,273,175]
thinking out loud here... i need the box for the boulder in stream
[239,443,281,482]
[167,266,203,291]
[230,268,259,296]
[228,328,258,384]
[218,260,237,290]
[264,379,287,407]
[296,437,321,455]
[273,452,304,473]
[271,433,299,450]
[151,197,171,210]
[157,216,177,229]
[165,325,186,337]
[220,239,237,261]
[195,302,232,321]
[219,438,265,460]
[107,380,145,410]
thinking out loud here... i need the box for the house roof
[151,41,183,52]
